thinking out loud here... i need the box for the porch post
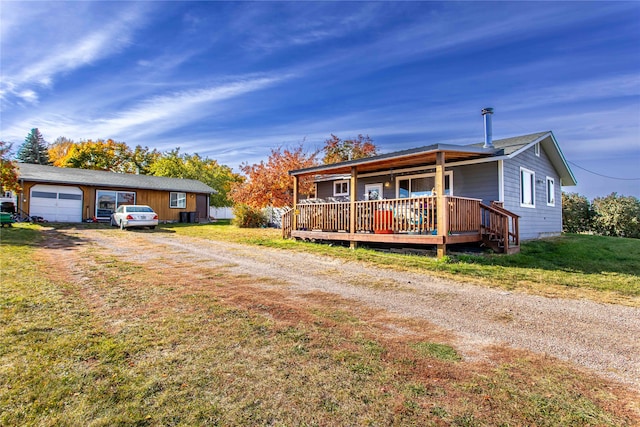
[349,166,358,249]
[292,175,298,231]
[435,152,447,258]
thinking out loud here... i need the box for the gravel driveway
[47,228,640,392]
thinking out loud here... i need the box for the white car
[110,205,158,230]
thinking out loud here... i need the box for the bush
[232,204,267,228]
[562,192,593,233]
[591,193,640,238]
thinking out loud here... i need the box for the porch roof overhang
[290,144,499,178]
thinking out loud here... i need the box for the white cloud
[0,3,151,107]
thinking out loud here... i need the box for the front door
[196,194,208,222]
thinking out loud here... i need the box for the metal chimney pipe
[481,107,494,149]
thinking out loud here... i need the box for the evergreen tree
[17,128,50,164]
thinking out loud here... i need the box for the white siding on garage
[30,185,83,222]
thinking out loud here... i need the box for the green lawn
[167,223,640,306]
[1,223,638,426]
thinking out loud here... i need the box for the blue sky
[1,1,638,199]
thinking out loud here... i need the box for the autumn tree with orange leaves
[322,134,378,164]
[231,145,318,208]
[1,141,20,193]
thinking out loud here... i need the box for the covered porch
[283,145,519,257]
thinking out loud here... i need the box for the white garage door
[30,185,83,223]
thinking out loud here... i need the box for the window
[397,172,452,198]
[520,167,535,208]
[170,192,186,208]
[333,180,349,197]
[96,190,136,218]
[546,177,555,206]
[534,143,540,157]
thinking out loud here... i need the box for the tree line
[1,129,376,210]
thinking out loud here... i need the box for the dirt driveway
[42,227,640,392]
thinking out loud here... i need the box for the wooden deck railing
[480,202,520,251]
[290,195,483,235]
[282,207,293,238]
[447,196,482,233]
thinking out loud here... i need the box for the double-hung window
[170,192,186,208]
[333,180,349,197]
[546,177,555,206]
[520,167,535,208]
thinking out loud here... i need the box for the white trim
[395,171,453,198]
[520,167,535,208]
[546,176,555,206]
[498,160,504,203]
[333,180,349,196]
[170,191,187,208]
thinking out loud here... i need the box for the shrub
[562,192,593,233]
[232,204,267,228]
[591,193,640,238]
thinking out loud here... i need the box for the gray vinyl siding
[316,181,336,199]
[503,144,562,240]
[449,162,499,204]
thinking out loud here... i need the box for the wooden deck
[282,196,519,254]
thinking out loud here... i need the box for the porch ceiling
[290,145,496,177]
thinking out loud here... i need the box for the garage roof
[17,164,216,194]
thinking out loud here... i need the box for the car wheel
[149,226,156,230]
[120,220,125,230]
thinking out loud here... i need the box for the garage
[30,185,83,222]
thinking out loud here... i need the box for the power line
[568,160,640,181]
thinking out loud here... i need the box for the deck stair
[479,202,520,254]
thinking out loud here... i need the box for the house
[283,108,577,256]
[13,163,215,223]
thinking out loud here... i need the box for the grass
[1,223,639,425]
[166,222,640,306]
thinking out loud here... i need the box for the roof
[470,131,576,186]
[16,163,216,193]
[291,131,577,186]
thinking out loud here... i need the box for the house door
[196,194,208,222]
[365,183,383,200]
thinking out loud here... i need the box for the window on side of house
[520,167,535,208]
[333,180,349,197]
[534,143,540,157]
[546,177,555,206]
[170,192,187,208]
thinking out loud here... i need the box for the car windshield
[126,206,154,213]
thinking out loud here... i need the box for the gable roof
[475,131,576,186]
[16,163,216,193]
[290,131,577,186]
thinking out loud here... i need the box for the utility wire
[568,160,640,181]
